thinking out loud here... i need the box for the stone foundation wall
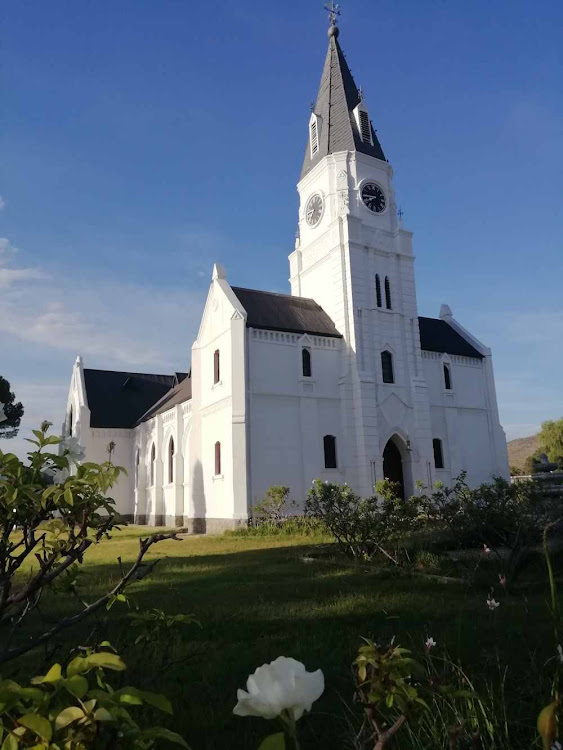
[130,515,248,534]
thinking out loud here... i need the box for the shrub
[415,472,556,584]
[304,480,414,562]
[253,486,293,525]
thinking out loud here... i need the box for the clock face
[361,182,386,213]
[305,193,323,226]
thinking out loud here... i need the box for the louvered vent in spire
[309,113,321,157]
[359,110,371,143]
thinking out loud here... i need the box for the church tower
[289,16,434,496]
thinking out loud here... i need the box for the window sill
[212,380,223,390]
[212,474,224,481]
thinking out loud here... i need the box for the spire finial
[325,2,341,37]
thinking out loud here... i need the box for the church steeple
[301,22,386,179]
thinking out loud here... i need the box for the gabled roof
[231,287,342,339]
[418,318,484,359]
[83,369,186,429]
[301,28,386,179]
[137,375,192,424]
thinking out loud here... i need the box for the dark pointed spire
[301,25,386,180]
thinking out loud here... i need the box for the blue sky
[2,0,562,457]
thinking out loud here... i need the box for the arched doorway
[383,439,405,499]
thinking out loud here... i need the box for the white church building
[64,20,509,530]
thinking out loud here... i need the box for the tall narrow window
[214,441,221,476]
[135,449,140,487]
[214,349,220,384]
[323,435,337,469]
[150,444,156,485]
[385,276,392,310]
[375,274,382,308]
[443,364,452,390]
[302,347,312,377]
[433,438,444,469]
[168,438,175,483]
[381,350,394,384]
[68,407,73,436]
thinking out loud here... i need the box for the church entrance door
[383,439,405,500]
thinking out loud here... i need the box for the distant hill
[507,434,540,471]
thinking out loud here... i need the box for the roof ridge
[83,367,176,378]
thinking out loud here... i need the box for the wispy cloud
[0,196,5,211]
[0,237,47,288]
[1,237,208,456]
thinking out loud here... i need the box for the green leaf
[141,727,191,748]
[18,715,52,742]
[63,487,73,506]
[258,733,286,750]
[115,689,143,707]
[139,690,173,714]
[66,657,88,677]
[31,664,62,685]
[1,734,18,750]
[84,653,126,672]
[93,708,114,722]
[55,707,85,730]
[63,675,88,699]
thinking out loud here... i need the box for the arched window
[214,349,220,384]
[150,444,156,485]
[375,275,382,308]
[443,363,452,390]
[385,276,392,310]
[381,350,394,384]
[302,347,312,377]
[323,435,337,469]
[214,441,221,476]
[433,438,444,469]
[135,449,140,488]
[168,438,175,483]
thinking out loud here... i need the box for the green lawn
[8,527,557,749]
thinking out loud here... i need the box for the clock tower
[289,20,434,496]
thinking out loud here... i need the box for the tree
[539,418,563,467]
[0,422,184,664]
[0,374,24,439]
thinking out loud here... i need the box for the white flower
[552,742,562,750]
[43,465,65,484]
[486,597,500,610]
[557,645,563,664]
[61,436,86,464]
[482,544,491,554]
[233,656,324,721]
[0,402,7,424]
[425,637,436,650]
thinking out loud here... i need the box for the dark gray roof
[232,287,342,338]
[137,375,192,424]
[301,33,386,179]
[84,369,186,429]
[418,318,484,359]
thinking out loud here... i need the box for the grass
[7,526,559,749]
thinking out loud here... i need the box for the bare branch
[0,529,186,664]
